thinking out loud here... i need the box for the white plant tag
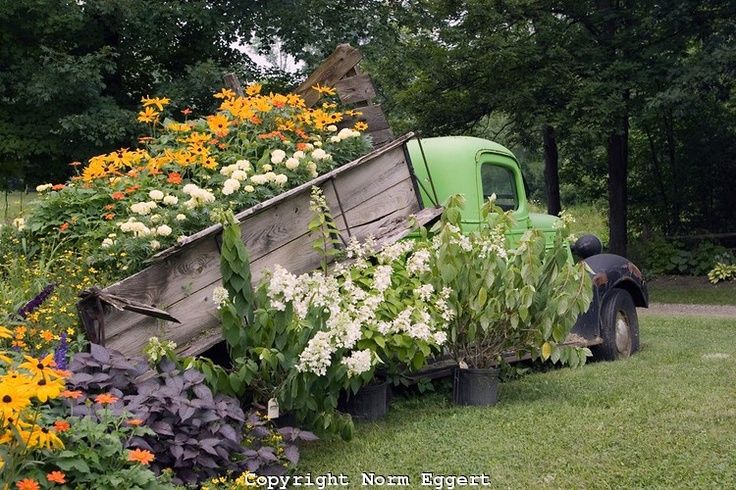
[267,398,280,419]
[459,360,469,369]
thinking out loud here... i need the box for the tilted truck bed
[77,132,441,358]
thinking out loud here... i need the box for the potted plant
[422,195,593,406]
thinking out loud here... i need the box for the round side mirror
[572,234,603,259]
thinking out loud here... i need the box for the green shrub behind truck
[406,136,648,361]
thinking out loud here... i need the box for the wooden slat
[334,74,377,105]
[342,105,391,132]
[223,73,244,97]
[368,129,395,147]
[294,44,362,107]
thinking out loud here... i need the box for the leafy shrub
[425,194,592,368]
[630,233,734,276]
[67,345,312,486]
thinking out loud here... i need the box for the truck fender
[570,253,648,342]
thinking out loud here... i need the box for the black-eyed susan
[312,83,336,96]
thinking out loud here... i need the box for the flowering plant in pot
[423,195,593,405]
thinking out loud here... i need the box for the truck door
[475,152,531,243]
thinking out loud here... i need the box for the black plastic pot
[452,367,500,406]
[339,380,390,421]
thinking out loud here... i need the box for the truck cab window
[481,164,517,211]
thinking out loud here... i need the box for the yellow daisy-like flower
[32,376,64,403]
[0,378,31,418]
[213,88,236,100]
[312,83,336,96]
[137,106,160,123]
[0,326,12,339]
[27,426,65,450]
[140,96,171,111]
[245,83,262,96]
[354,121,368,131]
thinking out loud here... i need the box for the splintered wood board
[81,133,428,357]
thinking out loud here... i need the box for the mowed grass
[647,275,736,305]
[300,315,736,488]
[1,190,35,224]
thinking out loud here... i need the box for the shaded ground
[647,274,736,306]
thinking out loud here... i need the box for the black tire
[592,289,640,361]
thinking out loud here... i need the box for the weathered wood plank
[368,129,395,147]
[334,74,377,105]
[294,44,362,108]
[223,73,245,97]
[342,104,391,132]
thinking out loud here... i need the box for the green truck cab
[406,136,648,361]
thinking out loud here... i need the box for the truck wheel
[592,289,640,361]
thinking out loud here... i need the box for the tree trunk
[607,113,629,257]
[542,124,561,216]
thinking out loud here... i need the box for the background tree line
[1,0,734,257]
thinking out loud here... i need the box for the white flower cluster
[342,349,373,377]
[250,172,288,186]
[329,127,362,143]
[36,183,53,192]
[212,286,230,309]
[377,240,414,264]
[101,233,117,248]
[130,201,157,215]
[182,183,216,208]
[406,249,431,276]
[220,159,252,177]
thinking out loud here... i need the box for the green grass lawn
[300,315,736,488]
[648,275,736,305]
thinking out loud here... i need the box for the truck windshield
[481,164,517,211]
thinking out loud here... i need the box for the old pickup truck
[407,136,648,361]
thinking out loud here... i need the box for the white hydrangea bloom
[296,331,334,376]
[342,349,373,377]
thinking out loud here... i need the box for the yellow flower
[354,121,368,131]
[0,326,11,339]
[140,96,171,111]
[214,88,236,99]
[245,83,262,96]
[0,378,31,418]
[312,83,336,96]
[31,376,64,403]
[137,106,160,123]
[27,426,65,450]
[207,113,230,137]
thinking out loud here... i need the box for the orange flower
[16,479,40,490]
[104,204,115,210]
[52,184,65,191]
[46,471,66,484]
[53,419,70,432]
[111,191,125,200]
[59,223,69,232]
[181,107,192,116]
[127,418,144,426]
[60,390,83,400]
[125,185,141,194]
[69,161,82,167]
[127,448,155,465]
[167,172,182,184]
[40,330,55,342]
[103,213,115,220]
[207,113,230,137]
[94,393,118,405]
